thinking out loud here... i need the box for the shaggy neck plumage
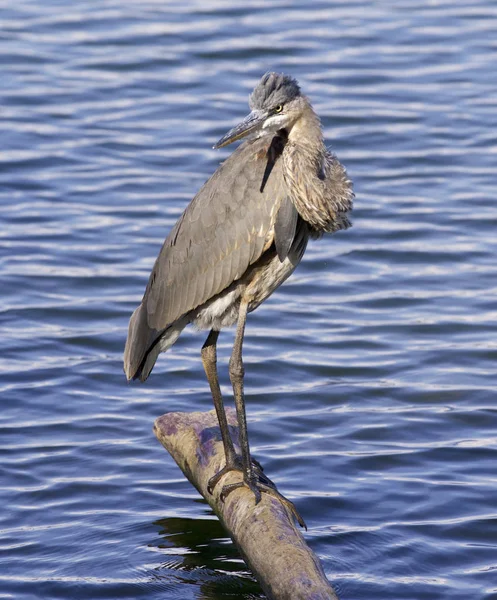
[283,103,353,234]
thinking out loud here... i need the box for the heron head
[214,72,305,149]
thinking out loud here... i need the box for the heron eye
[274,104,283,113]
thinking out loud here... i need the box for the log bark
[153,408,338,600]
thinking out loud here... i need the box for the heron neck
[287,103,325,154]
[282,104,352,235]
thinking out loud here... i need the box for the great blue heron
[124,72,353,526]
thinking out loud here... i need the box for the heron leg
[219,301,307,529]
[201,329,239,493]
[224,299,260,496]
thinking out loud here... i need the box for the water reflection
[150,517,263,599]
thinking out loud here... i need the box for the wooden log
[153,408,338,600]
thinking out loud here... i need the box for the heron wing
[274,195,298,261]
[145,135,286,332]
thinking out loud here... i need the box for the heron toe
[207,457,243,494]
[220,474,262,505]
[219,468,307,530]
[207,455,264,495]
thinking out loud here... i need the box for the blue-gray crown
[249,72,301,110]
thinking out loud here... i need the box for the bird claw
[207,459,241,495]
[262,485,307,530]
[208,455,306,529]
[220,476,262,505]
[214,461,307,530]
[207,454,261,495]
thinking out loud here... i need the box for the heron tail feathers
[123,303,187,382]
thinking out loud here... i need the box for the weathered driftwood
[153,408,338,600]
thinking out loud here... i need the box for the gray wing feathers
[124,136,286,379]
[124,303,159,380]
[145,138,285,332]
[274,196,298,262]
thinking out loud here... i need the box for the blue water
[1,1,497,598]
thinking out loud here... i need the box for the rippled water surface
[1,1,497,598]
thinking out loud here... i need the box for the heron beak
[213,109,267,149]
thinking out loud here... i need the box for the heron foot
[207,454,263,495]
[220,467,307,530]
